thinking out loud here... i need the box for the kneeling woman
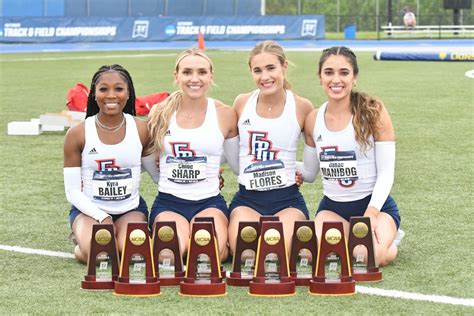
[300,46,401,266]
[147,48,238,262]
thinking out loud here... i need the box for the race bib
[92,169,133,201]
[319,151,358,181]
[243,159,287,191]
[166,156,207,184]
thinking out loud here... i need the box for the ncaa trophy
[81,224,119,290]
[309,221,355,295]
[179,221,226,296]
[289,221,318,286]
[194,216,226,277]
[152,221,185,286]
[227,221,260,286]
[348,216,382,282]
[248,221,295,296]
[114,222,161,297]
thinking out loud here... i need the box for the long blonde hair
[248,40,292,91]
[147,48,213,155]
[318,46,381,151]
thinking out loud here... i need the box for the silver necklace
[95,114,125,133]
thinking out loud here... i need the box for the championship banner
[0,15,325,43]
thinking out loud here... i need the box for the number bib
[319,151,358,181]
[243,159,287,191]
[166,156,207,184]
[92,169,133,201]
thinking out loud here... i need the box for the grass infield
[0,50,473,314]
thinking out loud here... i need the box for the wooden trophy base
[290,272,312,286]
[226,272,253,287]
[114,278,161,297]
[81,275,116,291]
[158,271,185,286]
[179,280,227,297]
[248,277,296,297]
[309,278,355,296]
[352,270,383,282]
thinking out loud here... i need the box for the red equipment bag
[66,83,89,112]
[135,92,169,116]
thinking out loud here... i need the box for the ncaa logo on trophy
[133,20,149,38]
[301,19,317,37]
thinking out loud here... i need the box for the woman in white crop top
[299,46,401,267]
[63,65,153,263]
[147,49,238,262]
[227,41,314,256]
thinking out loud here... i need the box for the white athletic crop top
[158,98,223,200]
[314,102,377,201]
[81,114,142,214]
[237,89,300,191]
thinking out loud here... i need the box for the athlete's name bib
[92,169,132,201]
[320,150,358,181]
[166,156,207,184]
[243,159,287,191]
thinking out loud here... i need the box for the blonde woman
[147,48,238,262]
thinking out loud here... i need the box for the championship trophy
[152,221,185,286]
[348,216,382,282]
[179,221,226,296]
[193,216,226,277]
[81,224,119,290]
[259,215,279,225]
[227,221,259,286]
[309,221,355,295]
[248,221,295,296]
[289,221,318,286]
[113,222,161,297]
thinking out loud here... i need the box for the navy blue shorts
[229,184,309,219]
[317,195,400,229]
[69,196,149,228]
[149,192,229,230]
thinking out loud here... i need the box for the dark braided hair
[318,46,381,151]
[85,64,136,118]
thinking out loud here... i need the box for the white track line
[0,244,75,259]
[1,244,473,307]
[356,285,474,307]
[0,53,175,62]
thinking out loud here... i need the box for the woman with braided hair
[63,64,158,263]
[299,46,401,266]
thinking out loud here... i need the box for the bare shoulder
[133,116,150,148]
[215,99,236,118]
[294,94,315,115]
[232,92,253,115]
[134,116,148,131]
[64,121,85,142]
[376,101,395,141]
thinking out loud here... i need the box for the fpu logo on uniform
[248,131,279,161]
[301,19,318,37]
[170,142,196,157]
[132,20,149,38]
[96,159,121,171]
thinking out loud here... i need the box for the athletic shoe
[394,229,405,247]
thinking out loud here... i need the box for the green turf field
[0,49,473,314]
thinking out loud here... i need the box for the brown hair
[248,40,292,90]
[147,48,213,155]
[319,46,382,151]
